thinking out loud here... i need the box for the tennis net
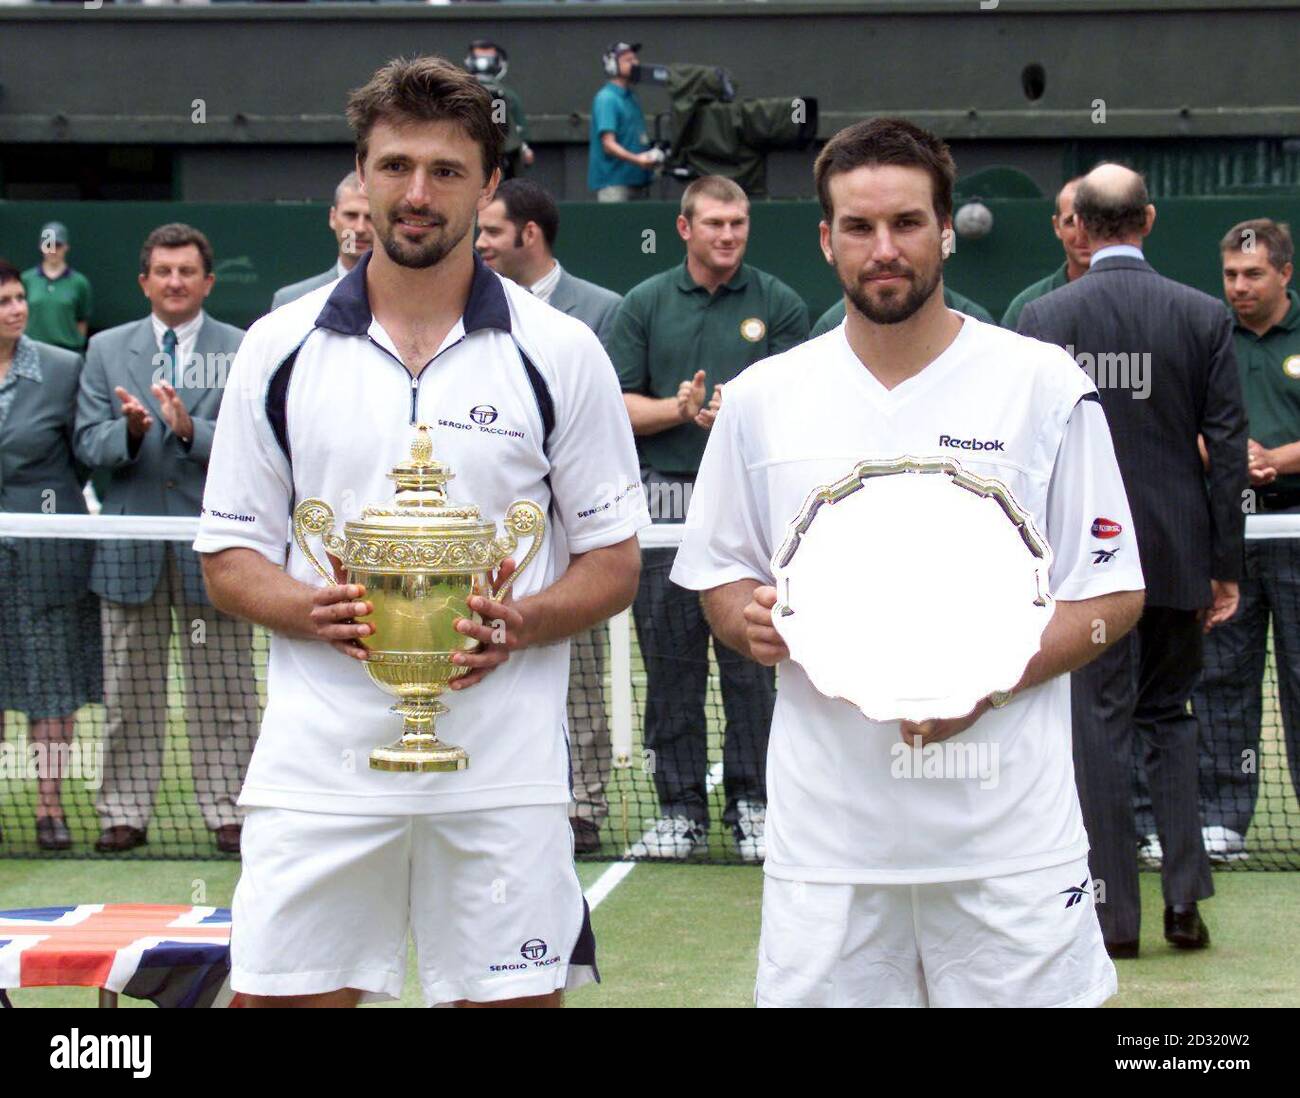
[1,512,1297,869]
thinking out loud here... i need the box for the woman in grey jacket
[0,259,102,850]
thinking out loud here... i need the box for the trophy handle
[293,498,347,584]
[492,501,546,601]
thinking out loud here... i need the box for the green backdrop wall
[3,197,1298,334]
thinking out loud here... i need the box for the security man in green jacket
[1000,177,1091,330]
[607,175,809,862]
[1192,218,1300,863]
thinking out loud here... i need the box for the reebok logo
[939,434,1006,452]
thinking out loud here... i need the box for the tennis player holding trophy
[195,57,646,1008]
[672,118,1147,1008]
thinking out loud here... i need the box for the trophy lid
[351,425,493,532]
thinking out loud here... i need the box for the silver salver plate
[770,457,1054,723]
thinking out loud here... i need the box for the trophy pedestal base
[369,737,469,773]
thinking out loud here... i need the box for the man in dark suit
[475,178,623,852]
[1018,163,1247,957]
[75,223,259,855]
[475,178,622,340]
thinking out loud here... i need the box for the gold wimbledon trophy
[292,425,545,772]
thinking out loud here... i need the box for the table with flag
[0,904,233,1007]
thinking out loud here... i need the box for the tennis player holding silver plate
[671,119,1147,1008]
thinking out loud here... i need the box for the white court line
[584,759,725,911]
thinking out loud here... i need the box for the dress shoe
[36,816,72,851]
[570,818,602,855]
[215,824,242,854]
[95,825,148,853]
[1165,903,1211,949]
[1106,939,1140,960]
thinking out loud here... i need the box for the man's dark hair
[813,117,956,227]
[1072,163,1150,241]
[346,55,503,181]
[0,258,20,287]
[1220,218,1294,272]
[139,223,214,277]
[493,178,559,250]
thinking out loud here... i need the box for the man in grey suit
[269,171,373,311]
[1018,164,1248,958]
[75,223,260,855]
[476,178,622,852]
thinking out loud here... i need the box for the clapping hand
[676,370,707,423]
[114,386,154,440]
[151,381,194,444]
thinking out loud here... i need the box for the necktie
[161,328,178,389]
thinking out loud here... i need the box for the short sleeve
[1045,394,1146,601]
[670,393,772,591]
[192,323,294,565]
[767,282,811,354]
[592,91,620,138]
[545,324,650,555]
[606,295,650,394]
[78,277,94,323]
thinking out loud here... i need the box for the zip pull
[410,374,419,425]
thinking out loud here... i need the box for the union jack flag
[0,904,234,1007]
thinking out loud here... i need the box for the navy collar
[314,248,512,337]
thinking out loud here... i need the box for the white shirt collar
[151,309,205,350]
[529,260,562,305]
[1090,244,1145,264]
[335,258,349,280]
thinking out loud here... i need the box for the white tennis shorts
[230,803,596,1006]
[756,856,1116,1008]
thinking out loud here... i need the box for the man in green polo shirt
[1192,218,1300,863]
[1000,177,1091,330]
[588,41,658,202]
[608,175,809,861]
[21,222,93,352]
[808,283,994,337]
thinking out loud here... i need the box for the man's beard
[378,211,468,270]
[841,258,942,325]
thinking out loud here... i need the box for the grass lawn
[3,858,1296,1008]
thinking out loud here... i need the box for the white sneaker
[1202,825,1249,864]
[735,799,766,863]
[1138,833,1163,868]
[625,815,707,860]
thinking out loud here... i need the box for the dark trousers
[1191,538,1300,834]
[1071,606,1214,944]
[633,547,774,831]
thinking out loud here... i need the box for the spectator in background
[74,223,259,856]
[0,259,101,851]
[1001,177,1092,330]
[464,40,534,180]
[476,178,622,340]
[1018,163,1247,959]
[807,282,995,336]
[588,41,658,203]
[269,172,372,311]
[475,178,623,853]
[1192,219,1300,862]
[609,175,809,861]
[21,222,93,353]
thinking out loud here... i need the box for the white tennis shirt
[672,314,1146,883]
[194,251,648,815]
